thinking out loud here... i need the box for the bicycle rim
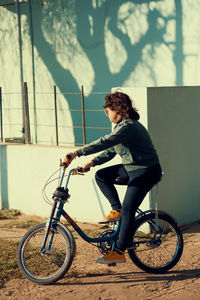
[18,223,73,284]
[128,213,183,273]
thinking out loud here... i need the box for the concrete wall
[1,1,200,146]
[0,86,152,223]
[0,143,149,223]
[147,86,200,224]
[1,86,200,225]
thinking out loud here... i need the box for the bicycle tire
[17,223,75,284]
[128,211,183,273]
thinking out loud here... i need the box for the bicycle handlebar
[65,155,90,171]
[59,154,73,168]
[60,159,90,173]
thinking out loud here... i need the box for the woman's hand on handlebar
[80,160,94,172]
[63,152,77,166]
[63,153,94,172]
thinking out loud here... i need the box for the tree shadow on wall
[5,0,183,145]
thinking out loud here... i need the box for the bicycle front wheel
[128,212,183,273]
[18,223,74,284]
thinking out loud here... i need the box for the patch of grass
[0,209,21,220]
[0,235,116,287]
[0,238,22,286]
[0,220,40,229]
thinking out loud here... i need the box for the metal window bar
[0,86,111,146]
[54,85,59,146]
[23,82,31,144]
[81,85,86,145]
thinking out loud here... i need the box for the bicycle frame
[41,167,120,253]
[41,166,162,253]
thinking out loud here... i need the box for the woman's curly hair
[104,91,140,120]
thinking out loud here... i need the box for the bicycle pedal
[98,220,118,225]
[108,263,116,267]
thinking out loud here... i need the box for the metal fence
[0,83,111,147]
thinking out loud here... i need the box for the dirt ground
[1,214,200,300]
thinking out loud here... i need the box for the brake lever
[76,167,90,174]
[60,159,67,168]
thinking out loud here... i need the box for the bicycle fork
[41,200,58,253]
[41,168,67,253]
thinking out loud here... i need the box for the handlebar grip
[60,160,67,167]
[77,167,90,173]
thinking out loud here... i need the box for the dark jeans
[95,163,162,251]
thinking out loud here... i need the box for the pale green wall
[0,86,151,223]
[0,86,151,222]
[0,144,131,222]
[147,86,200,224]
[0,145,8,209]
[1,0,200,146]
[1,86,200,224]
[1,0,200,224]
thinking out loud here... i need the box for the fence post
[16,0,25,140]
[0,87,3,142]
[81,85,86,145]
[23,82,31,144]
[54,85,59,146]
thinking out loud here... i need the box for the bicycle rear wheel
[128,212,183,273]
[18,223,74,284]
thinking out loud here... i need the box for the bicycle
[17,162,184,285]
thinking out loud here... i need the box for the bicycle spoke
[135,220,177,267]
[18,223,73,284]
[128,212,183,273]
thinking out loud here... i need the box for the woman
[64,91,162,264]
